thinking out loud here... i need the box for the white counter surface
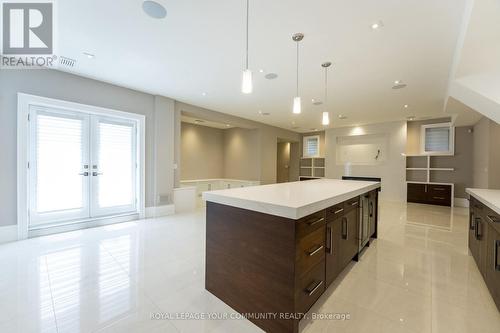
[202,179,381,219]
[466,188,500,215]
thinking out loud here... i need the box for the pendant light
[321,62,332,126]
[241,0,252,94]
[292,33,304,114]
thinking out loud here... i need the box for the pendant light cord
[296,41,299,96]
[324,66,328,106]
[245,0,249,70]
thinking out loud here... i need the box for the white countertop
[202,179,381,219]
[466,188,500,215]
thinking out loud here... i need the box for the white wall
[473,117,490,188]
[0,70,176,226]
[325,121,407,202]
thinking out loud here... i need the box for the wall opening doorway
[17,94,145,239]
[277,139,299,183]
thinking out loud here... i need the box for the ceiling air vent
[59,56,76,68]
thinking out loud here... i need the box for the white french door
[29,106,138,227]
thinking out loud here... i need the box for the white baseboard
[0,225,18,244]
[145,204,175,218]
[454,197,469,208]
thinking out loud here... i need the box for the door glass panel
[30,108,90,225]
[93,119,136,214]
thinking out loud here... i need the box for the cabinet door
[486,224,500,310]
[369,191,377,237]
[325,219,342,287]
[339,209,359,269]
[469,209,479,265]
[477,216,489,278]
[407,183,426,204]
[471,215,483,269]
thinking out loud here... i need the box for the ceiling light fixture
[292,33,304,114]
[321,62,332,126]
[392,80,407,89]
[259,69,264,73]
[264,73,278,80]
[404,104,409,108]
[371,21,384,30]
[83,52,95,59]
[241,0,253,94]
[142,1,167,19]
[338,115,347,120]
[201,92,207,96]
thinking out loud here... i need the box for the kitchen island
[203,179,381,333]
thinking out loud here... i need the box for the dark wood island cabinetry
[204,180,380,333]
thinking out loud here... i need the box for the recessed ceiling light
[259,69,264,73]
[407,116,416,121]
[142,1,167,19]
[201,92,207,96]
[264,73,278,80]
[392,81,407,89]
[338,115,347,119]
[225,124,230,127]
[83,52,95,59]
[371,21,384,30]
[404,104,409,108]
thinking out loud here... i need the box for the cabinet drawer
[296,210,326,238]
[295,261,325,314]
[428,194,451,206]
[296,226,325,276]
[428,184,451,196]
[344,197,359,212]
[326,203,345,221]
[484,207,500,234]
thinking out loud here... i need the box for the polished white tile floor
[1,202,499,333]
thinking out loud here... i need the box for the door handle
[308,245,324,257]
[92,172,103,176]
[495,240,500,272]
[369,202,373,217]
[326,226,333,254]
[78,172,89,176]
[475,218,482,240]
[306,217,324,226]
[342,217,348,240]
[305,280,324,296]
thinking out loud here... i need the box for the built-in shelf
[300,157,325,178]
[406,155,455,184]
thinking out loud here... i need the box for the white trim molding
[0,225,18,244]
[17,93,146,239]
[454,197,470,208]
[145,205,175,218]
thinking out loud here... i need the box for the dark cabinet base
[407,183,452,207]
[205,190,379,333]
[469,196,500,311]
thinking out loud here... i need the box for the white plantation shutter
[303,136,320,157]
[424,127,451,153]
[34,110,86,213]
[95,121,136,209]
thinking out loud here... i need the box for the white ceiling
[55,0,470,132]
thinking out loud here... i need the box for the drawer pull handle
[306,217,324,226]
[306,280,324,296]
[308,245,324,257]
[475,218,482,240]
[342,217,348,240]
[487,215,500,223]
[329,226,333,254]
[433,197,446,200]
[333,208,344,214]
[434,188,446,191]
[350,201,358,207]
[495,240,500,272]
[469,212,475,230]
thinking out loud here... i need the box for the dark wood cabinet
[468,196,500,311]
[486,223,500,309]
[407,183,452,206]
[325,218,342,286]
[206,189,379,333]
[368,190,378,238]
